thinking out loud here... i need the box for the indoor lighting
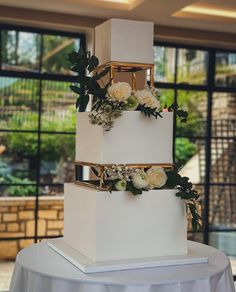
[182,6,236,19]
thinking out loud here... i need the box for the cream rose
[132,171,148,189]
[135,89,160,109]
[107,82,132,102]
[146,167,167,189]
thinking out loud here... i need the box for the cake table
[9,240,235,292]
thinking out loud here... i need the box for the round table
[10,241,235,292]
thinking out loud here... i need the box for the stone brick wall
[0,197,64,260]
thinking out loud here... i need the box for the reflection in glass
[42,35,80,74]
[212,92,236,137]
[41,81,76,132]
[1,30,40,72]
[0,133,38,186]
[176,138,205,184]
[215,52,236,87]
[176,90,207,137]
[153,46,176,83]
[209,232,236,258]
[209,186,236,229]
[0,77,39,130]
[177,49,208,85]
[40,134,75,184]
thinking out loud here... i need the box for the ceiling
[0,0,235,33]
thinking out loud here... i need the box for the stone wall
[0,197,64,260]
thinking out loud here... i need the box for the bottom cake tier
[64,183,188,262]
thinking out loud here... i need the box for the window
[154,43,236,277]
[0,24,85,258]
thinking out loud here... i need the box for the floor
[0,260,236,291]
[0,262,15,292]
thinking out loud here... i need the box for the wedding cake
[48,19,202,272]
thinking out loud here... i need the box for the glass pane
[153,46,176,83]
[176,90,207,137]
[0,77,39,130]
[177,49,208,85]
[212,92,236,137]
[41,81,76,132]
[42,35,80,74]
[215,52,236,87]
[0,132,38,184]
[40,134,75,184]
[209,186,236,228]
[188,232,203,243]
[159,89,175,108]
[176,138,205,184]
[210,139,235,184]
[1,30,40,72]
[209,232,236,258]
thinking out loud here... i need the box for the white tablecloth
[10,241,235,292]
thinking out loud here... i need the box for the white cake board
[48,238,208,274]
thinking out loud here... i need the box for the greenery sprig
[168,102,188,123]
[68,47,111,111]
[166,171,201,231]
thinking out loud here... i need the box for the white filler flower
[135,89,160,109]
[147,167,167,189]
[108,82,132,102]
[132,171,148,189]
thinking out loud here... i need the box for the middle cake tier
[76,111,173,164]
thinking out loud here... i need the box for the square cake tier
[95,18,153,65]
[76,111,173,164]
[64,183,187,262]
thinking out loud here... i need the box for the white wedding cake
[48,19,204,273]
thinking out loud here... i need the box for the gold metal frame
[74,161,174,191]
[93,61,154,90]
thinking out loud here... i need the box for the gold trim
[74,161,174,190]
[74,161,174,169]
[93,61,154,73]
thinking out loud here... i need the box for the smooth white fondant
[95,19,154,65]
[64,184,187,262]
[76,111,173,164]
[48,238,208,274]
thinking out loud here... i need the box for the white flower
[132,171,148,189]
[107,82,132,102]
[115,180,127,191]
[146,167,167,189]
[135,89,160,109]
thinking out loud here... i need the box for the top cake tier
[95,18,153,65]
[76,111,173,165]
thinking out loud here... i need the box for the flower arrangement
[68,48,188,131]
[103,165,201,231]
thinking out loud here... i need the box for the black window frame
[0,23,86,243]
[154,42,236,272]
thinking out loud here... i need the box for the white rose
[115,180,127,191]
[147,167,167,189]
[107,82,132,102]
[132,171,148,189]
[135,89,160,109]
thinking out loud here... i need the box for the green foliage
[68,48,111,111]
[166,171,201,231]
[3,108,75,162]
[7,177,36,197]
[138,104,162,119]
[175,138,197,169]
